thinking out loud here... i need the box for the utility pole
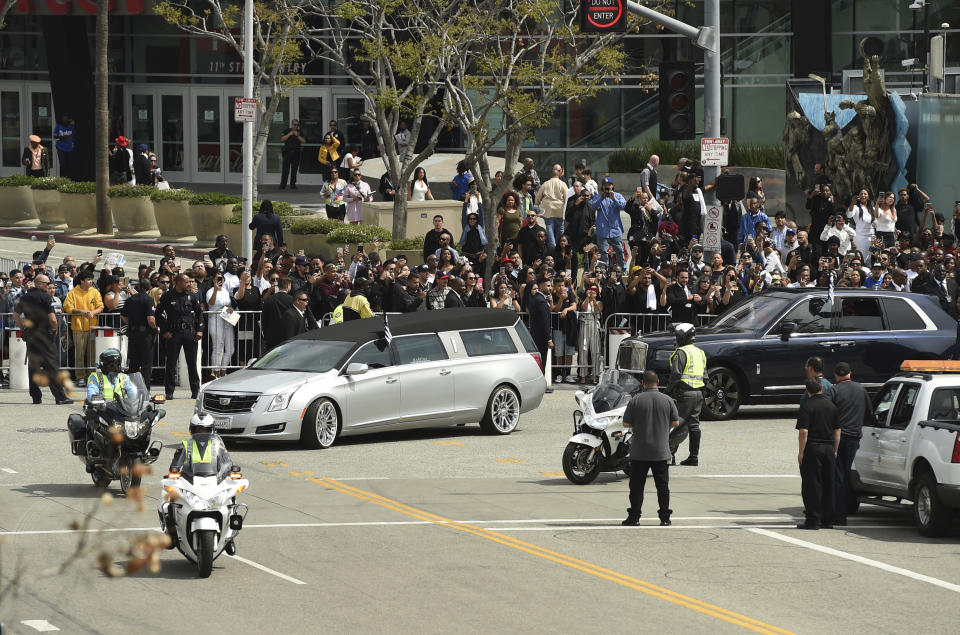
[95,0,110,234]
[241,0,254,263]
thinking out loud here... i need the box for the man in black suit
[663,269,698,324]
[261,277,293,352]
[445,277,467,308]
[281,289,317,342]
[527,277,554,392]
[134,143,152,185]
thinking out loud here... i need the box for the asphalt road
[1,386,958,635]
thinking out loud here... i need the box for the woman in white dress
[846,188,875,257]
[874,191,897,248]
[205,274,236,378]
[408,167,434,201]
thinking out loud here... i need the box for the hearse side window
[881,298,926,331]
[393,335,448,365]
[460,328,518,357]
[838,297,884,332]
[513,322,539,354]
[349,339,393,369]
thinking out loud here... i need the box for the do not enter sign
[581,0,627,32]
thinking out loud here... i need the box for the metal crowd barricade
[201,309,263,373]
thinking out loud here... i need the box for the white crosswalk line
[20,620,60,632]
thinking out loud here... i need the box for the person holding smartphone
[344,169,373,225]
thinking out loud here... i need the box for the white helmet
[189,413,215,434]
[673,322,696,346]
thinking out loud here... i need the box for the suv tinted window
[393,335,447,365]
[460,328,518,357]
[779,297,833,333]
[349,339,393,369]
[928,388,960,422]
[881,298,926,331]
[838,297,884,332]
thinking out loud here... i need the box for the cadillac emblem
[219,397,231,406]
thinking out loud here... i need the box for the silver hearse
[194,308,547,448]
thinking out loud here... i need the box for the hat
[139,143,149,151]
[28,134,41,143]
[438,272,452,280]
[115,136,129,147]
[786,228,796,235]
[834,361,851,376]
[22,263,32,272]
[500,257,513,265]
[295,256,309,266]
[600,177,613,185]
[692,244,703,252]
[871,262,883,268]
[630,265,644,275]
[57,263,71,272]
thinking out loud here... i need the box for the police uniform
[169,434,232,477]
[156,287,204,399]
[121,289,157,389]
[16,287,70,404]
[669,342,706,464]
[85,370,135,401]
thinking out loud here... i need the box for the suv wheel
[703,366,742,421]
[913,471,953,537]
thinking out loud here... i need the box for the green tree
[154,0,307,199]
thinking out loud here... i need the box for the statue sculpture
[782,111,811,187]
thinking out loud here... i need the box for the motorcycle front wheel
[90,469,110,489]
[197,530,216,578]
[119,457,142,495]
[562,443,601,484]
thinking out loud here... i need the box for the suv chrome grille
[203,392,260,414]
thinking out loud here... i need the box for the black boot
[621,508,640,526]
[659,509,672,526]
[680,431,700,466]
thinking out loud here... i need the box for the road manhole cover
[665,565,841,584]
[18,427,67,434]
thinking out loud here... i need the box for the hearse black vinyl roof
[294,308,522,344]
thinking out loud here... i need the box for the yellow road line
[307,476,794,635]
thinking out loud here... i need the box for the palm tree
[95,0,110,234]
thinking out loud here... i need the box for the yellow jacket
[342,293,374,319]
[62,285,104,332]
[317,138,340,166]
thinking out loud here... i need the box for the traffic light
[659,61,696,141]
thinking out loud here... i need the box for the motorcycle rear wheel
[197,530,216,578]
[562,443,601,484]
[90,470,111,489]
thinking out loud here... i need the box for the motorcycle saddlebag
[67,414,87,456]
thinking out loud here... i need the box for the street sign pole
[241,0,254,264]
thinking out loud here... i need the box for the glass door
[30,89,54,173]
[130,93,155,156]
[160,89,187,182]
[0,90,21,169]
[264,94,289,179]
[296,95,324,179]
[194,91,224,181]
[227,92,243,182]
[335,96,366,155]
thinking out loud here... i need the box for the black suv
[617,289,957,419]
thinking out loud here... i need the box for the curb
[0,227,207,259]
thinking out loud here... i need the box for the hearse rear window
[460,328,518,357]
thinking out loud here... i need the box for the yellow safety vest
[89,371,127,400]
[183,438,216,465]
[670,344,706,389]
[331,305,344,324]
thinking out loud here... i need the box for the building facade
[0,0,958,183]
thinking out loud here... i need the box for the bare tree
[154,0,307,200]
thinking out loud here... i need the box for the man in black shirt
[825,361,875,525]
[157,273,204,399]
[261,277,293,352]
[13,275,72,404]
[279,119,305,189]
[121,279,158,389]
[796,379,841,529]
[379,172,396,202]
[423,215,453,262]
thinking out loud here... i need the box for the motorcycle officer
[86,348,137,402]
[165,413,237,553]
[668,323,706,466]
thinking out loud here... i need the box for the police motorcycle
[67,370,165,494]
[159,414,249,578]
[562,357,689,485]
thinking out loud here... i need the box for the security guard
[156,273,204,400]
[668,322,706,466]
[86,348,137,402]
[121,279,157,389]
[13,274,73,405]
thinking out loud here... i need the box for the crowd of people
[3,148,959,396]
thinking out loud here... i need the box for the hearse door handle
[385,376,398,384]
[440,369,451,376]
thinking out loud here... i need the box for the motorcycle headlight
[123,420,144,438]
[175,488,203,508]
[266,388,297,412]
[586,415,619,430]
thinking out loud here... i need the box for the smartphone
[96,249,103,256]
[336,247,344,256]
[47,235,53,242]
[150,259,156,268]
[357,243,364,253]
